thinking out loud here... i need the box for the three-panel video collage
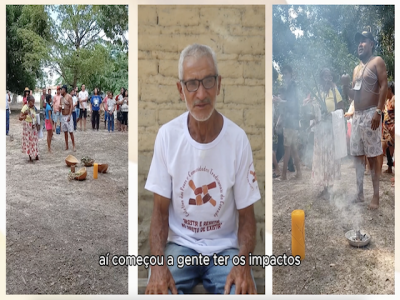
[4,2,396,298]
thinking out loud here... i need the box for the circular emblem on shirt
[247,161,258,190]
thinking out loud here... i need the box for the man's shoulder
[221,114,249,143]
[158,112,187,134]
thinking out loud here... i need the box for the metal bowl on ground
[345,229,371,247]
[65,155,79,166]
[81,157,95,166]
[98,164,108,173]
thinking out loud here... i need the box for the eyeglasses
[181,75,218,92]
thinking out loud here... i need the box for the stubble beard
[183,91,215,122]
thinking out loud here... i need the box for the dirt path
[273,157,394,294]
[6,113,128,294]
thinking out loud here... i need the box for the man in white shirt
[78,84,89,131]
[145,44,261,294]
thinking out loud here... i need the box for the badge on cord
[353,80,362,91]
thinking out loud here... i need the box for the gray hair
[178,44,219,80]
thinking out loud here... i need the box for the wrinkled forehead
[182,55,216,76]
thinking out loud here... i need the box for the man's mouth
[194,100,210,108]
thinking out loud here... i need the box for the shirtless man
[60,85,76,151]
[342,30,388,209]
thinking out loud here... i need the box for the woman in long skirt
[310,68,343,199]
[19,95,39,162]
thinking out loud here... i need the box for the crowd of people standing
[6,84,128,162]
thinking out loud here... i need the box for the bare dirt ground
[6,112,128,294]
[273,156,394,295]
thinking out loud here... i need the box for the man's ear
[217,75,222,95]
[177,81,185,102]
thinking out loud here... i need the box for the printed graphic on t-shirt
[178,166,225,234]
[247,161,258,190]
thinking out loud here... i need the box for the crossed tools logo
[250,170,257,182]
[247,161,258,190]
[188,180,217,206]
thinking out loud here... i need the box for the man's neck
[187,110,223,144]
[361,53,373,64]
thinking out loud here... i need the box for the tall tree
[47,5,107,89]
[6,5,51,97]
[46,5,128,91]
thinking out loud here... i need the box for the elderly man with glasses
[144,44,261,295]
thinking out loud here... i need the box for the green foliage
[6,5,51,94]
[273,5,394,103]
[96,5,129,51]
[46,5,128,92]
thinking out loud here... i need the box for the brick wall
[138,5,265,279]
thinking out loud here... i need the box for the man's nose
[195,82,208,100]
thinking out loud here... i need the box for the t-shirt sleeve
[21,105,28,114]
[335,87,343,102]
[144,127,172,199]
[233,135,261,210]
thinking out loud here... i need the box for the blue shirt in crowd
[91,95,102,111]
[45,103,52,120]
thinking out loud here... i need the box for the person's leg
[52,111,56,132]
[288,156,295,172]
[149,242,201,294]
[281,128,293,180]
[385,145,393,173]
[363,108,384,209]
[124,112,128,131]
[96,111,100,130]
[291,144,302,179]
[72,111,76,131]
[367,155,381,209]
[281,146,291,180]
[273,151,280,177]
[64,131,69,150]
[111,114,114,132]
[6,109,9,135]
[276,133,284,163]
[79,109,83,130]
[70,132,75,151]
[353,155,365,202]
[91,111,95,130]
[389,145,394,161]
[202,248,256,294]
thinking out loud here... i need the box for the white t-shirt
[6,93,10,110]
[145,112,261,255]
[72,95,78,107]
[107,99,116,113]
[121,98,128,112]
[79,90,89,109]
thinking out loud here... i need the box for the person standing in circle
[90,87,102,131]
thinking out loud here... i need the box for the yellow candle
[291,209,305,260]
[93,163,98,179]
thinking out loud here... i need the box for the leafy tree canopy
[273,5,394,105]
